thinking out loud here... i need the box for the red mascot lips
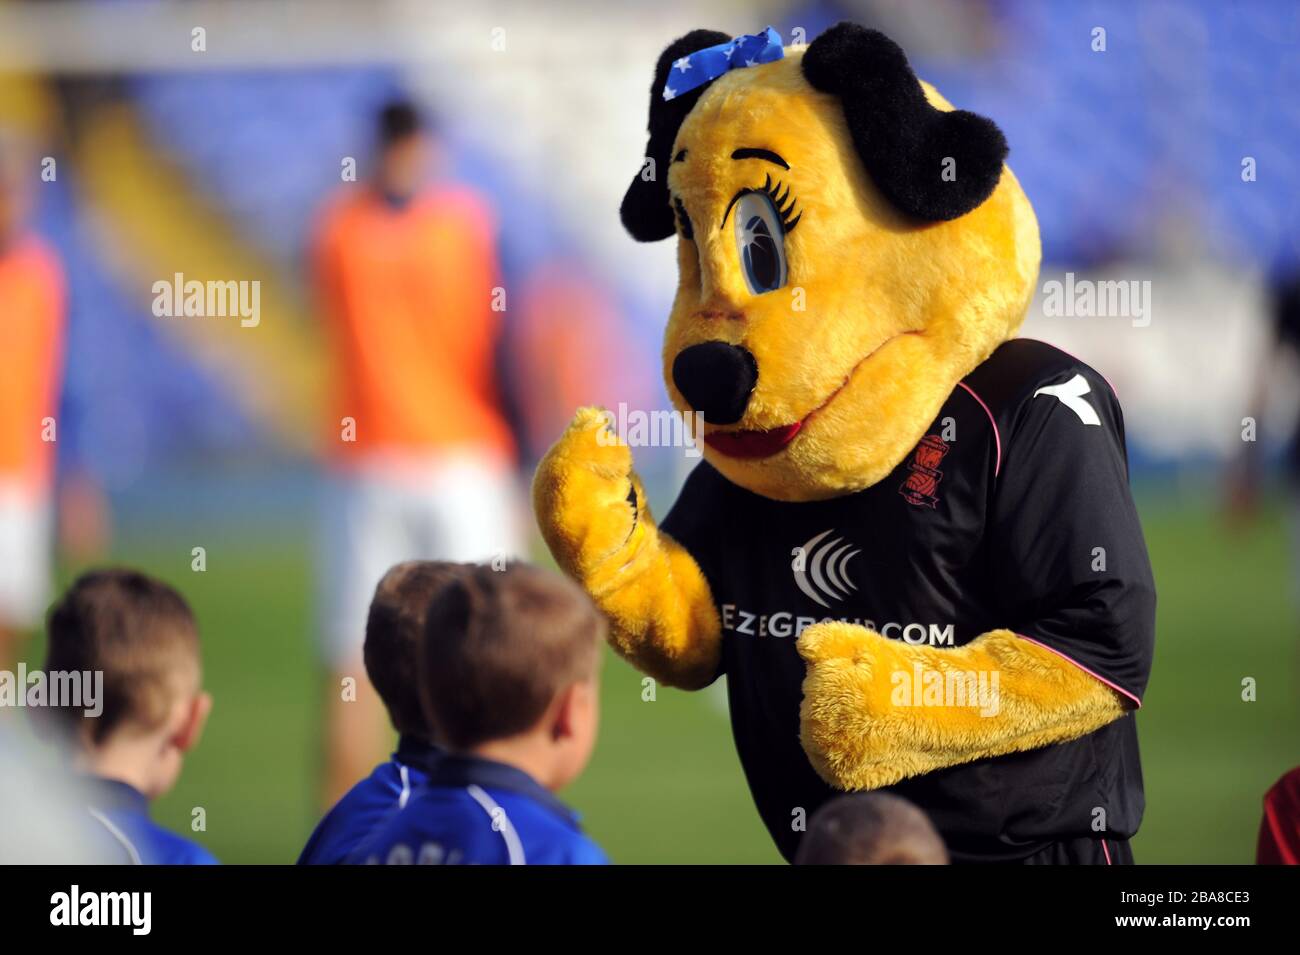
[704,421,804,458]
[697,331,915,460]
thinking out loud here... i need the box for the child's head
[420,563,605,791]
[364,560,469,740]
[44,569,210,799]
[795,793,948,865]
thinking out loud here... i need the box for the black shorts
[1022,836,1132,865]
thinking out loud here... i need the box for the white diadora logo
[1033,373,1101,426]
[792,529,861,608]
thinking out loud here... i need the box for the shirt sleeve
[988,367,1156,705]
[566,835,612,865]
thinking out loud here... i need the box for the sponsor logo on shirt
[363,843,466,865]
[791,529,861,608]
[720,603,956,645]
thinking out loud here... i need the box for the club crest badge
[899,434,950,508]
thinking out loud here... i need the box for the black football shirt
[660,338,1156,863]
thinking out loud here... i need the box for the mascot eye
[733,192,788,294]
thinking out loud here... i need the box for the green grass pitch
[21,488,1298,864]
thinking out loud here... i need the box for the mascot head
[622,23,1040,502]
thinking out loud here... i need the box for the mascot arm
[533,407,721,689]
[799,378,1155,791]
[796,623,1126,790]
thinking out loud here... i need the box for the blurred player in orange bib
[0,135,66,670]
[311,100,522,801]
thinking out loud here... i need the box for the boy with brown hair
[348,562,608,865]
[795,793,948,865]
[44,568,216,864]
[299,560,466,864]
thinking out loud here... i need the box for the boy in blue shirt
[44,569,218,864]
[299,561,464,864]
[349,563,608,865]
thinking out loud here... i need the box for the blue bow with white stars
[662,26,784,101]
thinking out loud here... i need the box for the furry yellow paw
[532,406,722,689]
[533,406,646,581]
[797,622,897,789]
[797,619,882,668]
[797,623,1130,791]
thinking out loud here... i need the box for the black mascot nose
[671,342,758,425]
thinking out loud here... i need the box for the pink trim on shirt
[1102,839,1113,865]
[956,381,1002,478]
[1015,633,1143,709]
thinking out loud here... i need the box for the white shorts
[0,483,53,630]
[316,451,524,667]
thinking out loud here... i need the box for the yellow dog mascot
[535,23,1155,864]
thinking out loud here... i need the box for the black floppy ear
[802,22,1007,222]
[620,29,730,242]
